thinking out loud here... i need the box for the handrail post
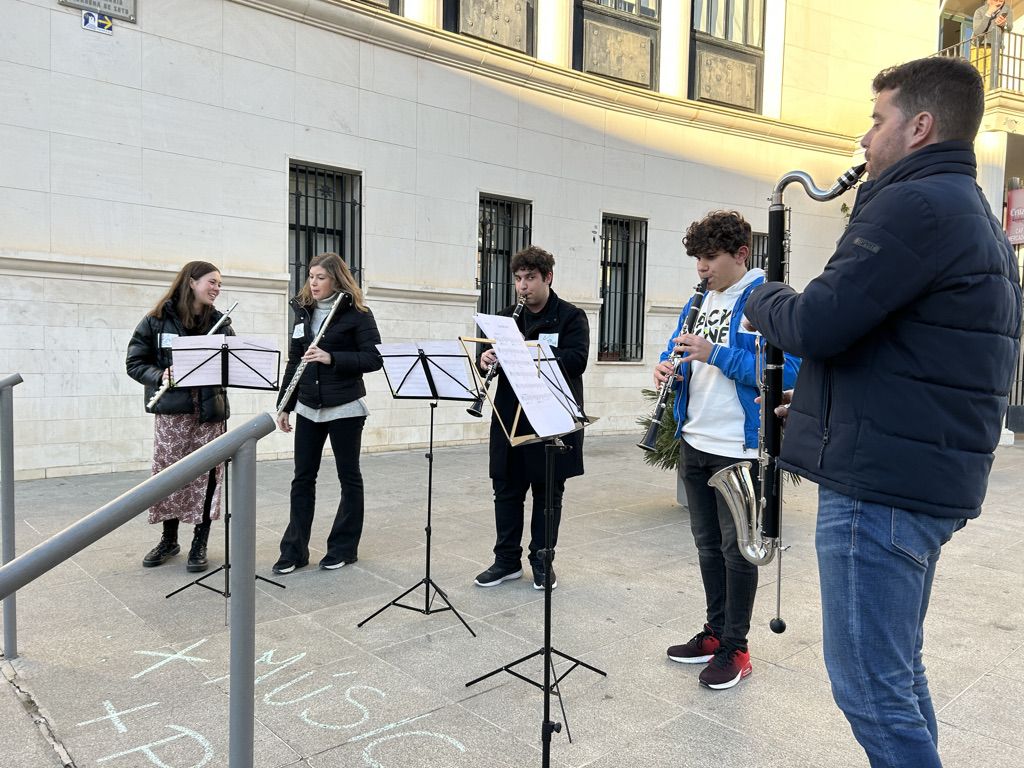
[228,438,257,768]
[1,374,23,660]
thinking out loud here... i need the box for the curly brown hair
[510,245,555,278]
[683,211,751,260]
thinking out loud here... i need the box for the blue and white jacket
[660,273,801,451]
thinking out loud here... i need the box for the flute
[146,301,238,410]
[276,291,350,418]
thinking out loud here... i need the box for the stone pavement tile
[743,576,825,667]
[935,721,1024,768]
[569,502,687,536]
[557,525,701,579]
[0,660,65,768]
[938,672,1024,749]
[308,699,552,768]
[15,654,299,768]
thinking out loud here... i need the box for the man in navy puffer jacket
[745,57,1022,768]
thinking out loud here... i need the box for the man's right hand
[479,349,498,370]
[653,360,676,387]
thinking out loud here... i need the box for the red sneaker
[699,647,752,690]
[666,624,720,664]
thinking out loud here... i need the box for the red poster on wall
[1006,188,1024,245]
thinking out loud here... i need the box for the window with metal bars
[358,0,402,11]
[288,163,362,298]
[598,215,647,362]
[750,231,768,272]
[477,195,532,315]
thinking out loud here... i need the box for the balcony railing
[937,29,1024,92]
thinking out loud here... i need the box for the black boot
[187,522,210,573]
[143,520,180,567]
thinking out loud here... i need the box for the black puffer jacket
[125,302,232,422]
[745,142,1022,518]
[487,290,590,482]
[277,295,383,412]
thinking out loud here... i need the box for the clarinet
[637,279,709,451]
[466,294,528,418]
[276,291,350,418]
[146,301,238,410]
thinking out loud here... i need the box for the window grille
[591,0,658,19]
[288,163,362,298]
[477,196,532,315]
[598,215,648,362]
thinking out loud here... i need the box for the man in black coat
[474,246,590,591]
[744,56,1022,767]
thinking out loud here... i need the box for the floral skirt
[148,412,225,525]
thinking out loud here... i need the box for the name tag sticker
[538,332,559,347]
[159,333,178,348]
[292,324,304,339]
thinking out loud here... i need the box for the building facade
[3,0,1015,479]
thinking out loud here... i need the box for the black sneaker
[142,538,180,568]
[531,562,557,590]
[667,624,720,664]
[272,559,308,575]
[474,563,523,587]
[698,647,752,690]
[319,555,357,570]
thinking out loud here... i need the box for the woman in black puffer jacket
[273,253,382,575]
[126,261,232,572]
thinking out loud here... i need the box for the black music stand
[164,336,284,605]
[463,339,605,768]
[357,341,477,636]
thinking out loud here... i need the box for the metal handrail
[1,373,24,659]
[0,409,276,768]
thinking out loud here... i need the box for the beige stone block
[416,105,471,157]
[365,44,419,102]
[221,165,286,223]
[223,56,294,122]
[363,140,417,194]
[293,75,359,135]
[0,187,50,252]
[469,115,519,165]
[221,217,286,275]
[141,35,223,107]
[364,188,416,240]
[470,73,519,125]
[417,59,472,114]
[0,60,50,131]
[0,124,49,192]
[51,72,142,147]
[138,0,223,50]
[0,0,48,68]
[292,125,365,172]
[359,91,417,148]
[142,92,224,161]
[51,194,143,261]
[44,326,112,352]
[51,7,141,88]
[141,206,223,264]
[51,135,142,204]
[221,111,293,172]
[141,149,221,214]
[295,23,360,86]
[224,2,295,70]
[517,128,564,177]
[0,324,45,351]
[14,442,80,472]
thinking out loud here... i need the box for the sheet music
[226,337,278,389]
[377,342,432,397]
[534,342,584,419]
[418,340,475,400]
[171,335,225,387]
[473,313,575,438]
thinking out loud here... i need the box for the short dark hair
[872,57,984,142]
[510,245,555,277]
[683,211,751,259]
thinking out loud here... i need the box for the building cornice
[982,89,1024,134]
[232,0,859,156]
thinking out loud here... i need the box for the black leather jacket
[125,302,232,422]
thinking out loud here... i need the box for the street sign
[59,0,136,24]
[81,10,113,35]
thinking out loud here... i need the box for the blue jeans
[816,487,966,768]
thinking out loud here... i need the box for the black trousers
[278,414,366,565]
[491,475,565,569]
[679,440,759,652]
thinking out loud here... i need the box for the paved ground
[1,432,1022,768]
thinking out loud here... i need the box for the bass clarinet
[276,291,350,418]
[466,294,528,418]
[637,279,708,452]
[709,163,866,634]
[146,300,238,410]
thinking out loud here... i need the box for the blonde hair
[295,253,367,311]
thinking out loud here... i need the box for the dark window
[689,0,765,112]
[598,214,647,362]
[478,196,532,315]
[357,0,402,12]
[443,1,536,56]
[288,163,362,298]
[749,230,768,272]
[592,0,658,19]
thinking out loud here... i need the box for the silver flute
[276,292,349,418]
[146,300,238,410]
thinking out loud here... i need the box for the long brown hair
[149,261,222,331]
[295,253,367,312]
